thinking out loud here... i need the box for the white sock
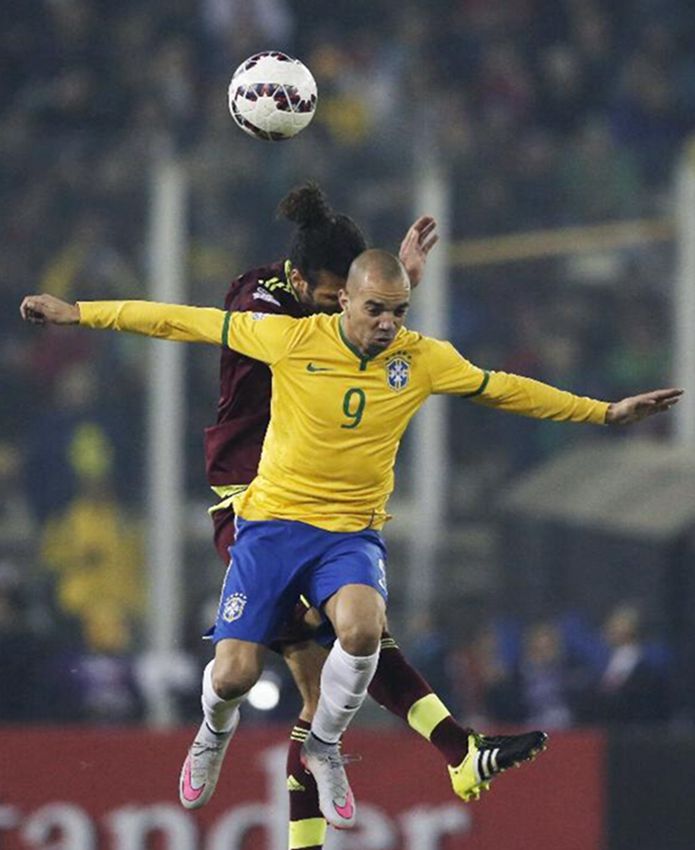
[310,640,380,744]
[200,660,243,740]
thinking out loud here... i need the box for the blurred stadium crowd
[2,0,694,725]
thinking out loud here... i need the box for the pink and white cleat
[179,716,239,810]
[300,734,357,829]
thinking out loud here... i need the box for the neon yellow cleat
[448,731,548,802]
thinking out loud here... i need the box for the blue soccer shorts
[211,518,389,646]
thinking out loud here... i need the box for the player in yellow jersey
[21,252,681,829]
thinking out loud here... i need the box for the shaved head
[339,249,411,357]
[346,249,410,296]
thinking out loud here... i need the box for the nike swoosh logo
[334,791,355,821]
[181,757,205,802]
[306,363,333,372]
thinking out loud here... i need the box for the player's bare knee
[327,584,386,655]
[212,658,260,700]
[338,619,382,656]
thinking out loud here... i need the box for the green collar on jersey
[338,316,372,371]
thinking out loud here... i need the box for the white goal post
[145,153,188,727]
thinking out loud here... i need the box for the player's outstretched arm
[452,360,682,427]
[20,294,79,325]
[21,295,227,346]
[605,388,683,424]
[431,337,683,427]
[398,216,439,288]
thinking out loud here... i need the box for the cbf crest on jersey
[222,592,247,623]
[385,351,411,392]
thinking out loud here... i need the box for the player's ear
[338,289,349,311]
[289,268,309,299]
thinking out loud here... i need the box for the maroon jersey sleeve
[204,262,306,487]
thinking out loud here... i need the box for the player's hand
[605,388,683,425]
[20,294,80,326]
[399,215,439,289]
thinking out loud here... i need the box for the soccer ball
[228,52,318,141]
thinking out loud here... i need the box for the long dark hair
[277,181,367,285]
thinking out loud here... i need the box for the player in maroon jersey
[190,183,478,849]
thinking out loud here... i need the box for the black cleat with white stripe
[449,730,548,802]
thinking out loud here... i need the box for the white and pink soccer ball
[228,51,318,141]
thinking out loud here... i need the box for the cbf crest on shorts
[385,352,411,391]
[222,592,247,623]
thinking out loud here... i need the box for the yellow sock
[407,693,451,740]
[289,818,327,849]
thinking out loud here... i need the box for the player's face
[339,276,410,357]
[291,269,344,314]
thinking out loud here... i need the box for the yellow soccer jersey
[78,301,609,531]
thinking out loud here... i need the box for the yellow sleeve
[78,301,227,345]
[423,337,609,424]
[224,311,302,365]
[475,370,609,424]
[424,338,490,395]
